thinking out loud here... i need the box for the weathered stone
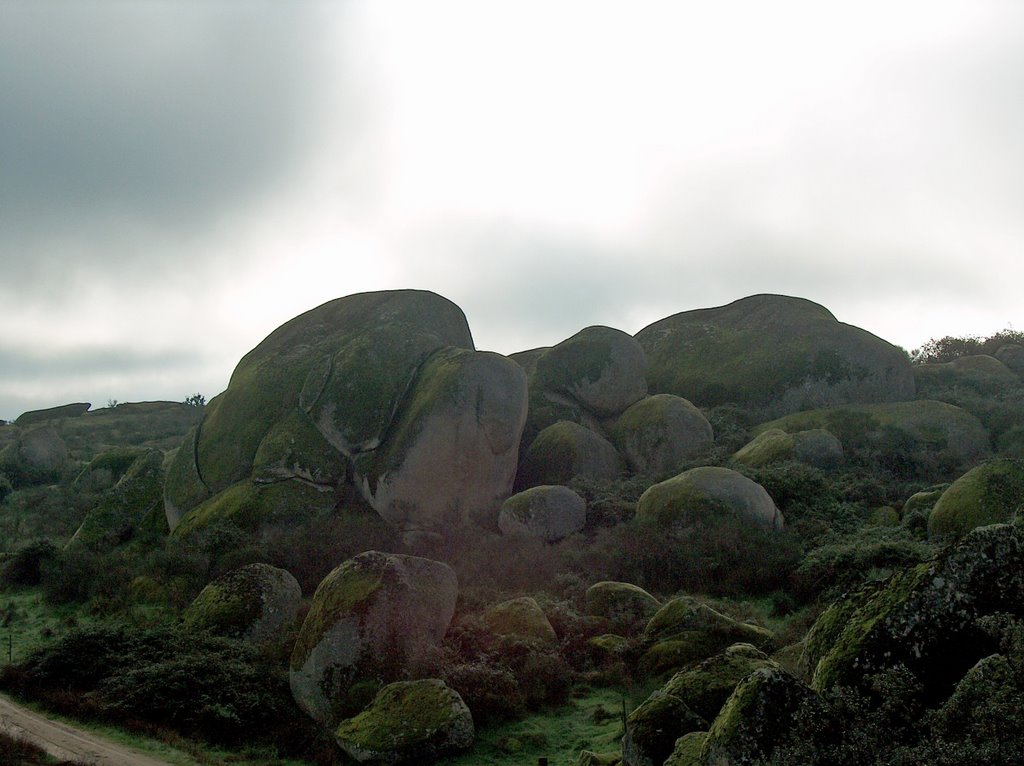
[640,597,776,677]
[183,563,301,644]
[356,347,527,543]
[805,524,1024,698]
[612,394,714,475]
[334,679,473,765]
[636,466,784,532]
[498,485,586,541]
[701,667,817,766]
[289,551,458,726]
[995,344,1024,377]
[68,449,164,550]
[15,402,91,426]
[662,643,778,722]
[0,426,68,487]
[928,459,1024,539]
[517,420,622,489]
[663,732,707,766]
[915,354,1022,397]
[584,581,662,633]
[483,596,557,643]
[622,690,706,766]
[636,294,915,418]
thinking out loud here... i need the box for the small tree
[184,393,206,408]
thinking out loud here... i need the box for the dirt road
[0,692,176,765]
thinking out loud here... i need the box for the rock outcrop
[483,596,557,643]
[183,563,301,644]
[516,420,622,489]
[584,581,662,633]
[289,551,458,726]
[915,354,1022,397]
[733,428,843,469]
[636,294,915,418]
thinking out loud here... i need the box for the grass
[0,589,97,665]
[437,685,641,766]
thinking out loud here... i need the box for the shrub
[1,540,59,586]
[0,474,12,505]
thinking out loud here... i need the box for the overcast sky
[2,1,1023,421]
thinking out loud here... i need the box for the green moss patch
[928,459,1024,539]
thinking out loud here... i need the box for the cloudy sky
[2,1,1022,421]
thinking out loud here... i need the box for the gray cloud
[0,1,354,285]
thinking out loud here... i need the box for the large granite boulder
[498,485,586,541]
[183,563,301,645]
[700,667,817,766]
[663,733,707,766]
[754,399,991,471]
[355,347,527,543]
[661,643,778,722]
[517,420,622,489]
[518,326,647,450]
[72,447,148,492]
[915,354,1022,397]
[483,596,557,643]
[334,679,473,764]
[14,402,91,426]
[636,467,784,533]
[623,690,706,766]
[804,523,1024,698]
[927,459,1024,539]
[640,596,776,677]
[636,294,914,418]
[612,395,714,476]
[584,581,662,633]
[68,449,165,550]
[733,428,843,469]
[165,290,529,543]
[289,551,458,726]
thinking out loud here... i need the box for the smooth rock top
[532,325,648,418]
[636,466,784,532]
[636,294,915,418]
[915,354,1021,396]
[15,402,91,426]
[612,394,714,476]
[483,596,557,643]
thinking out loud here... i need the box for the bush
[0,474,12,505]
[1,540,59,586]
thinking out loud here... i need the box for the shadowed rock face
[164,290,529,542]
[636,294,915,419]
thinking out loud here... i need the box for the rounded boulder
[183,563,301,644]
[499,485,586,541]
[612,394,714,476]
[517,420,622,489]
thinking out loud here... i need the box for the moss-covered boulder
[804,524,1024,697]
[356,347,527,543]
[498,485,586,541]
[663,732,707,766]
[930,653,1024,741]
[517,420,622,489]
[290,551,458,726]
[72,447,148,491]
[700,667,817,766]
[334,678,473,764]
[995,344,1024,377]
[622,690,706,766]
[903,485,948,517]
[636,466,784,533]
[611,394,713,476]
[640,597,776,677]
[915,354,1022,397]
[183,563,301,644]
[575,751,623,766]
[0,426,68,487]
[733,428,843,469]
[483,596,557,642]
[173,478,340,538]
[755,399,991,470]
[165,290,476,528]
[661,643,778,722]
[636,294,914,418]
[927,459,1024,539]
[584,581,662,633]
[519,325,647,449]
[67,449,165,550]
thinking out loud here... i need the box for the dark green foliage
[183,393,206,407]
[0,474,11,504]
[913,329,1024,364]
[1,539,59,586]
[0,623,318,751]
[791,525,938,602]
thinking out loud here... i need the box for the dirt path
[0,693,176,765]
